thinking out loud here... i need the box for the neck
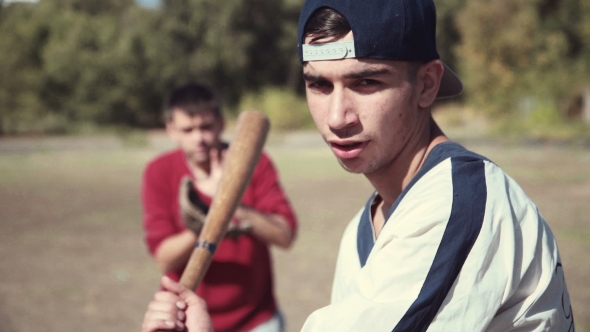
[365,116,449,211]
[185,156,211,178]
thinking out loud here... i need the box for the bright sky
[3,0,161,7]
[3,0,40,4]
[135,0,161,8]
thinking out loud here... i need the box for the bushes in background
[238,88,313,130]
[0,0,589,139]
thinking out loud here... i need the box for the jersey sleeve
[302,157,555,332]
[141,159,178,255]
[247,152,298,235]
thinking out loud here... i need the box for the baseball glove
[179,176,208,234]
[178,176,253,238]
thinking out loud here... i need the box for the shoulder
[257,151,273,167]
[422,143,547,233]
[415,142,499,200]
[143,149,184,181]
[401,142,492,195]
[426,143,532,212]
[426,141,490,170]
[252,151,278,175]
[382,142,498,245]
[392,143,487,216]
[411,142,534,222]
[145,149,183,170]
[243,151,282,193]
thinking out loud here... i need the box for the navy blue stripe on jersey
[392,155,487,332]
[386,142,489,222]
[356,196,375,267]
[356,142,489,267]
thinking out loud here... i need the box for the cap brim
[436,62,463,99]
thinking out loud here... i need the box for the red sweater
[141,149,297,331]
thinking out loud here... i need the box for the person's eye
[358,79,381,86]
[307,80,332,92]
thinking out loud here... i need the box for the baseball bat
[157,110,269,332]
[181,110,270,290]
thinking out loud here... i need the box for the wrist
[234,205,252,222]
[183,228,199,240]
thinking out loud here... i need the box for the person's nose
[190,128,204,144]
[327,87,359,132]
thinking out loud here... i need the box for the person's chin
[336,157,368,174]
[187,152,209,164]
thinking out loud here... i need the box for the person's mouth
[328,140,368,159]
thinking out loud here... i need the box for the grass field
[0,129,589,332]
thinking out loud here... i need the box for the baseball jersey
[302,142,573,332]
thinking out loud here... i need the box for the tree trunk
[583,87,590,124]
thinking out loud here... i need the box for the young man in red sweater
[141,82,297,332]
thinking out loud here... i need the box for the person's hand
[142,276,213,332]
[180,175,252,239]
[193,147,225,197]
[225,219,253,239]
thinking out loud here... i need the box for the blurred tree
[6,0,586,135]
[0,0,166,132]
[152,0,298,111]
[49,0,135,15]
[457,0,590,118]
[434,0,468,77]
[0,3,48,134]
[0,0,302,134]
[37,0,165,129]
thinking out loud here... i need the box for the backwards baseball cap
[297,0,463,99]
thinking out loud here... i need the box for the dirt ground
[0,130,589,332]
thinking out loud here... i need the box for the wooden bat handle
[180,110,269,290]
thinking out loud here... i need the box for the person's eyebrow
[302,68,392,82]
[344,68,391,79]
[302,72,324,82]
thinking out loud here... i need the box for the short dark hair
[164,82,222,122]
[303,7,351,43]
[303,8,423,83]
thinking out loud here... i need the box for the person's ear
[219,115,225,132]
[417,60,444,108]
[166,121,178,142]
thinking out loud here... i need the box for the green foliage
[434,0,468,74]
[456,0,590,120]
[1,0,589,137]
[151,0,300,109]
[116,128,149,147]
[0,0,166,134]
[0,4,47,134]
[0,0,300,135]
[238,88,313,130]
[492,98,590,142]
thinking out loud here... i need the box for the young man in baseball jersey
[141,82,297,332]
[142,1,574,331]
